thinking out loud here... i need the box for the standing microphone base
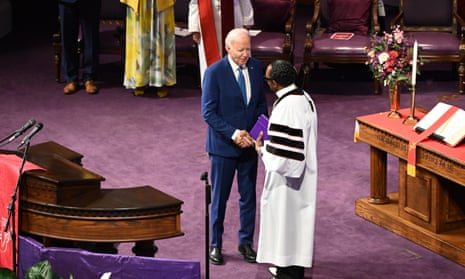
[200,172,211,279]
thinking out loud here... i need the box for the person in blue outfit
[201,27,268,265]
[59,0,100,95]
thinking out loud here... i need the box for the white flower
[377,52,390,64]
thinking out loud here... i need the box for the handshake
[235,130,265,155]
[235,130,254,149]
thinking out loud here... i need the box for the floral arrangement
[366,26,420,88]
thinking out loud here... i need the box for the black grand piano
[13,141,183,256]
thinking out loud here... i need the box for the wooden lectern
[4,141,184,256]
[355,108,465,267]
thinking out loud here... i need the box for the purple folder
[250,114,269,140]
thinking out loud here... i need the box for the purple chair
[250,0,296,69]
[391,0,465,94]
[302,0,381,94]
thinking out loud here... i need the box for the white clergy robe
[256,84,318,268]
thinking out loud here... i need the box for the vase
[387,82,401,118]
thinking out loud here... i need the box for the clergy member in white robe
[255,60,318,279]
[188,0,254,83]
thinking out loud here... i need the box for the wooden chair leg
[117,25,125,79]
[53,33,61,83]
[301,63,311,91]
[373,79,381,95]
[458,62,464,94]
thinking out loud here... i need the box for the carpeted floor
[1,2,465,279]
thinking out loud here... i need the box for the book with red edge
[330,32,354,40]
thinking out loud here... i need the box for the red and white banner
[199,0,235,65]
[199,0,221,66]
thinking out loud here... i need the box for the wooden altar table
[354,108,465,267]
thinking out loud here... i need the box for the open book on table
[413,102,465,147]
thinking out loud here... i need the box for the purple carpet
[1,2,465,279]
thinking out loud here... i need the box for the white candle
[412,40,418,86]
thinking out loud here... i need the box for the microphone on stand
[17,123,43,149]
[0,119,36,145]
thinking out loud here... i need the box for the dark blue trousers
[59,0,101,83]
[209,151,258,248]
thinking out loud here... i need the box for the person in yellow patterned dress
[120,0,176,97]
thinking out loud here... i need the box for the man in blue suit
[59,0,100,95]
[201,28,268,265]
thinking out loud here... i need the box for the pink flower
[367,50,375,58]
[393,31,404,43]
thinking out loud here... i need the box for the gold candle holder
[403,85,419,125]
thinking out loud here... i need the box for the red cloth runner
[406,106,459,176]
[199,0,221,66]
[0,154,43,270]
[356,108,465,176]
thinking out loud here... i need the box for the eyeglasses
[264,77,272,81]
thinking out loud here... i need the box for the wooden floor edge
[355,195,465,267]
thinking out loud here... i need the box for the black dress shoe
[209,247,224,265]
[238,244,257,263]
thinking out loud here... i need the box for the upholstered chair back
[252,0,294,33]
[403,0,454,29]
[250,0,296,68]
[391,0,465,93]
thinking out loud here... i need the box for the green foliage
[0,267,17,279]
[0,260,73,279]
[25,260,70,279]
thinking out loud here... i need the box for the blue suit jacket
[201,56,268,158]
